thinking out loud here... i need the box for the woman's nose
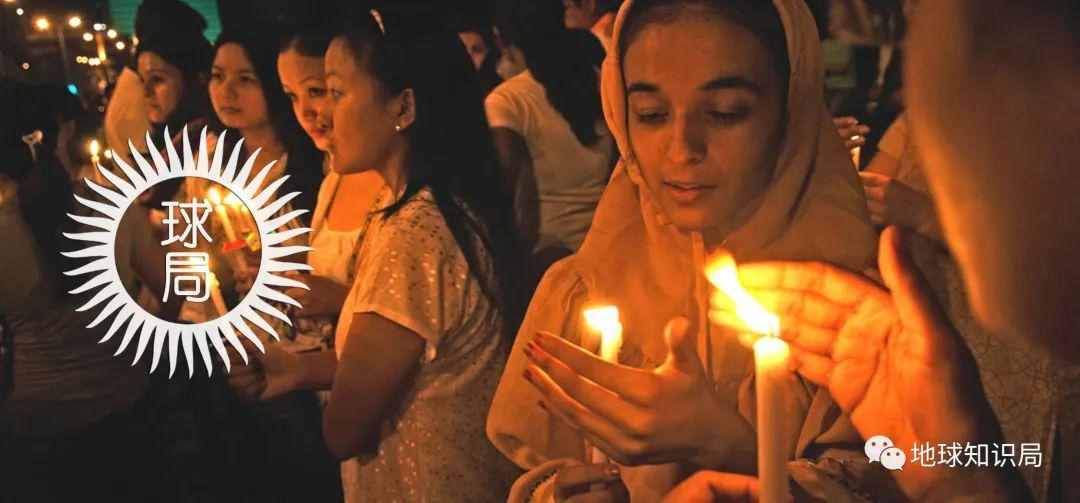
[314,99,333,126]
[221,79,238,99]
[666,114,706,165]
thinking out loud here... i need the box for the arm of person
[864,148,900,178]
[491,127,540,251]
[322,312,425,460]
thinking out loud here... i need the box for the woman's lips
[218,106,242,116]
[663,181,715,204]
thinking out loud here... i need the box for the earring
[394,124,402,132]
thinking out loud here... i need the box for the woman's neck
[378,140,409,197]
[241,124,285,164]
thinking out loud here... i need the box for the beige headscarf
[489,0,876,501]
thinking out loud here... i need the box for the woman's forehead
[138,52,175,73]
[279,51,324,81]
[623,16,778,94]
[214,44,254,70]
[324,39,357,77]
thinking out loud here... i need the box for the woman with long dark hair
[203,29,342,503]
[135,0,213,139]
[132,0,214,208]
[490,0,615,276]
[206,30,322,223]
[226,26,386,403]
[318,6,529,497]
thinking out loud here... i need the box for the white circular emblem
[65,126,311,378]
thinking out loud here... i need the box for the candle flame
[705,250,779,337]
[584,305,620,334]
[223,192,242,207]
[207,187,223,205]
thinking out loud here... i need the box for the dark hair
[211,30,322,223]
[0,80,81,297]
[280,29,335,58]
[333,7,526,339]
[570,0,622,15]
[620,0,790,91]
[497,0,605,147]
[135,0,214,132]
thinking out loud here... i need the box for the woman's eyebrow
[700,75,761,94]
[627,81,660,95]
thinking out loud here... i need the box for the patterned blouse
[334,187,519,502]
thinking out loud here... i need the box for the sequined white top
[334,187,519,502]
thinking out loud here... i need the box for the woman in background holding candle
[488,1,878,501]
[203,29,342,503]
[227,25,385,388]
[206,30,323,229]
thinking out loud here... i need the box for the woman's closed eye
[705,106,750,125]
[634,108,669,124]
[307,87,327,98]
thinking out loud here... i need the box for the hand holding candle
[522,315,748,468]
[706,229,998,500]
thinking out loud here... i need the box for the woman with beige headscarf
[488,0,878,501]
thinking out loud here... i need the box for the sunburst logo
[64,127,310,378]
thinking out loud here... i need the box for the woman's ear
[394,88,416,131]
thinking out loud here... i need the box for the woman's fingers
[738,261,888,308]
[555,463,624,501]
[789,348,835,387]
[709,308,837,356]
[525,340,650,435]
[661,471,761,503]
[525,364,643,463]
[530,332,658,406]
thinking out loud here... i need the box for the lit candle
[207,188,238,243]
[851,144,862,169]
[88,139,100,165]
[208,272,228,317]
[583,305,623,464]
[706,251,789,503]
[753,336,790,503]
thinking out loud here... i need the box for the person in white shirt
[490,0,616,277]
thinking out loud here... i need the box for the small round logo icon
[864,435,895,462]
[879,446,907,471]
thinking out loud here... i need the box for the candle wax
[754,336,791,503]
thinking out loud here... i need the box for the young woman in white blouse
[227,8,526,502]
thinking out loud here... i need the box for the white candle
[207,188,238,243]
[705,250,789,502]
[851,145,862,169]
[583,306,623,464]
[208,188,249,273]
[754,336,791,503]
[208,272,228,317]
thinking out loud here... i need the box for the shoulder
[487,72,543,107]
[375,189,458,257]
